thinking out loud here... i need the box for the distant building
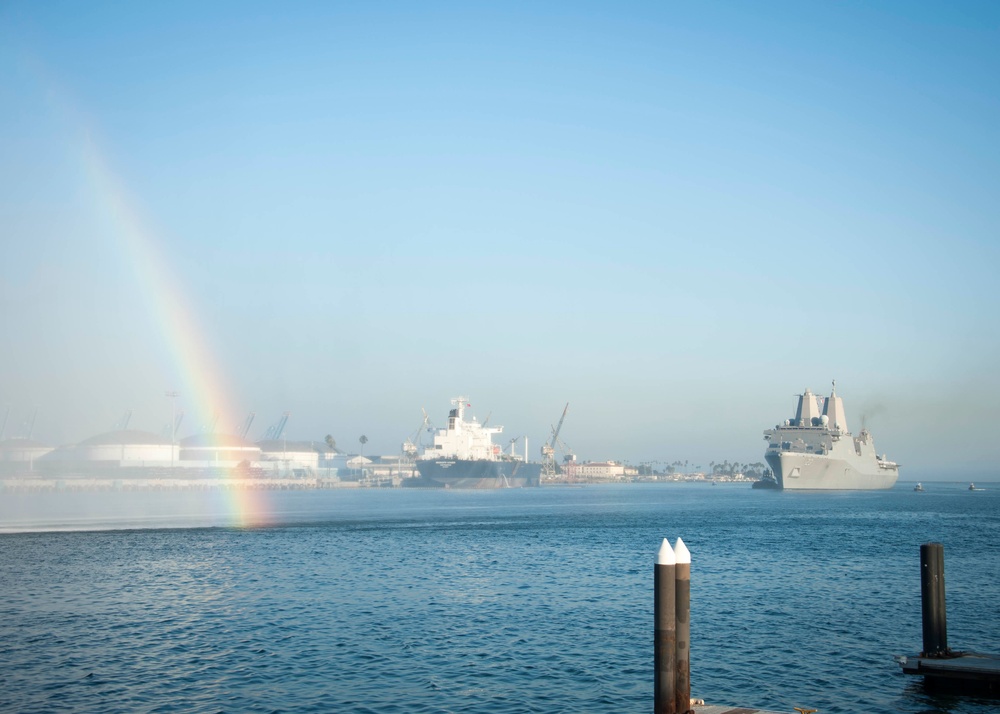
[563,460,628,481]
[0,438,55,473]
[41,430,177,470]
[257,439,329,475]
[179,433,260,466]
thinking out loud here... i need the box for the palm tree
[356,435,369,478]
[325,434,337,453]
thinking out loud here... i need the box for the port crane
[238,412,255,439]
[161,411,184,439]
[541,403,569,480]
[22,409,37,440]
[201,411,220,435]
[113,410,133,430]
[402,408,431,463]
[262,412,290,441]
[0,407,36,440]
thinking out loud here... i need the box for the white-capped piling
[655,538,677,714]
[920,542,948,656]
[674,537,692,714]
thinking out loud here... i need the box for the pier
[898,542,1000,694]
[899,652,1000,693]
[692,704,796,714]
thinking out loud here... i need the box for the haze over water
[2,2,1000,477]
[2,482,999,714]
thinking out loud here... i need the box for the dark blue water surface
[1,482,999,713]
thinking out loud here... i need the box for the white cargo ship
[410,397,541,488]
[763,383,899,490]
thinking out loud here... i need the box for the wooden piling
[655,538,677,714]
[920,542,948,656]
[675,537,692,714]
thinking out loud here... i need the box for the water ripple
[1,484,998,713]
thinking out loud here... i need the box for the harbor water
[2,482,998,713]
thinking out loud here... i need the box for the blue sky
[2,1,998,478]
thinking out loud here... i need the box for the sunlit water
[1,482,998,713]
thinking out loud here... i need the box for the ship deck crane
[541,403,569,480]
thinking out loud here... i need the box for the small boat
[914,483,924,492]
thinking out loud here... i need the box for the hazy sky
[2,2,998,478]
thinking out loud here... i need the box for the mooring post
[655,538,677,714]
[920,542,948,656]
[674,537,692,714]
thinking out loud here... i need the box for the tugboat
[752,474,780,490]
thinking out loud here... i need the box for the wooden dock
[899,651,1000,693]
[693,706,797,714]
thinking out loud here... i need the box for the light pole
[166,390,178,469]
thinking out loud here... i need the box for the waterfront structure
[35,429,177,471]
[179,433,261,466]
[562,460,630,481]
[257,439,330,475]
[0,438,55,472]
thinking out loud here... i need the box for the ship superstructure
[763,382,899,490]
[411,397,541,488]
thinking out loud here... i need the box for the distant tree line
[637,460,771,479]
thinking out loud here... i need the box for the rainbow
[79,136,273,527]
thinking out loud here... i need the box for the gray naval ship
[410,397,542,488]
[763,382,899,490]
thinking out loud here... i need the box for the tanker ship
[410,397,541,488]
[763,382,899,490]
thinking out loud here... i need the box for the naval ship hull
[765,452,898,490]
[410,459,542,488]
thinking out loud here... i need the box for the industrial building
[0,438,55,474]
[179,433,261,466]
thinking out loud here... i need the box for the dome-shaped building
[256,439,324,474]
[0,437,54,462]
[72,430,176,465]
[0,438,55,474]
[179,434,261,466]
[31,430,177,473]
